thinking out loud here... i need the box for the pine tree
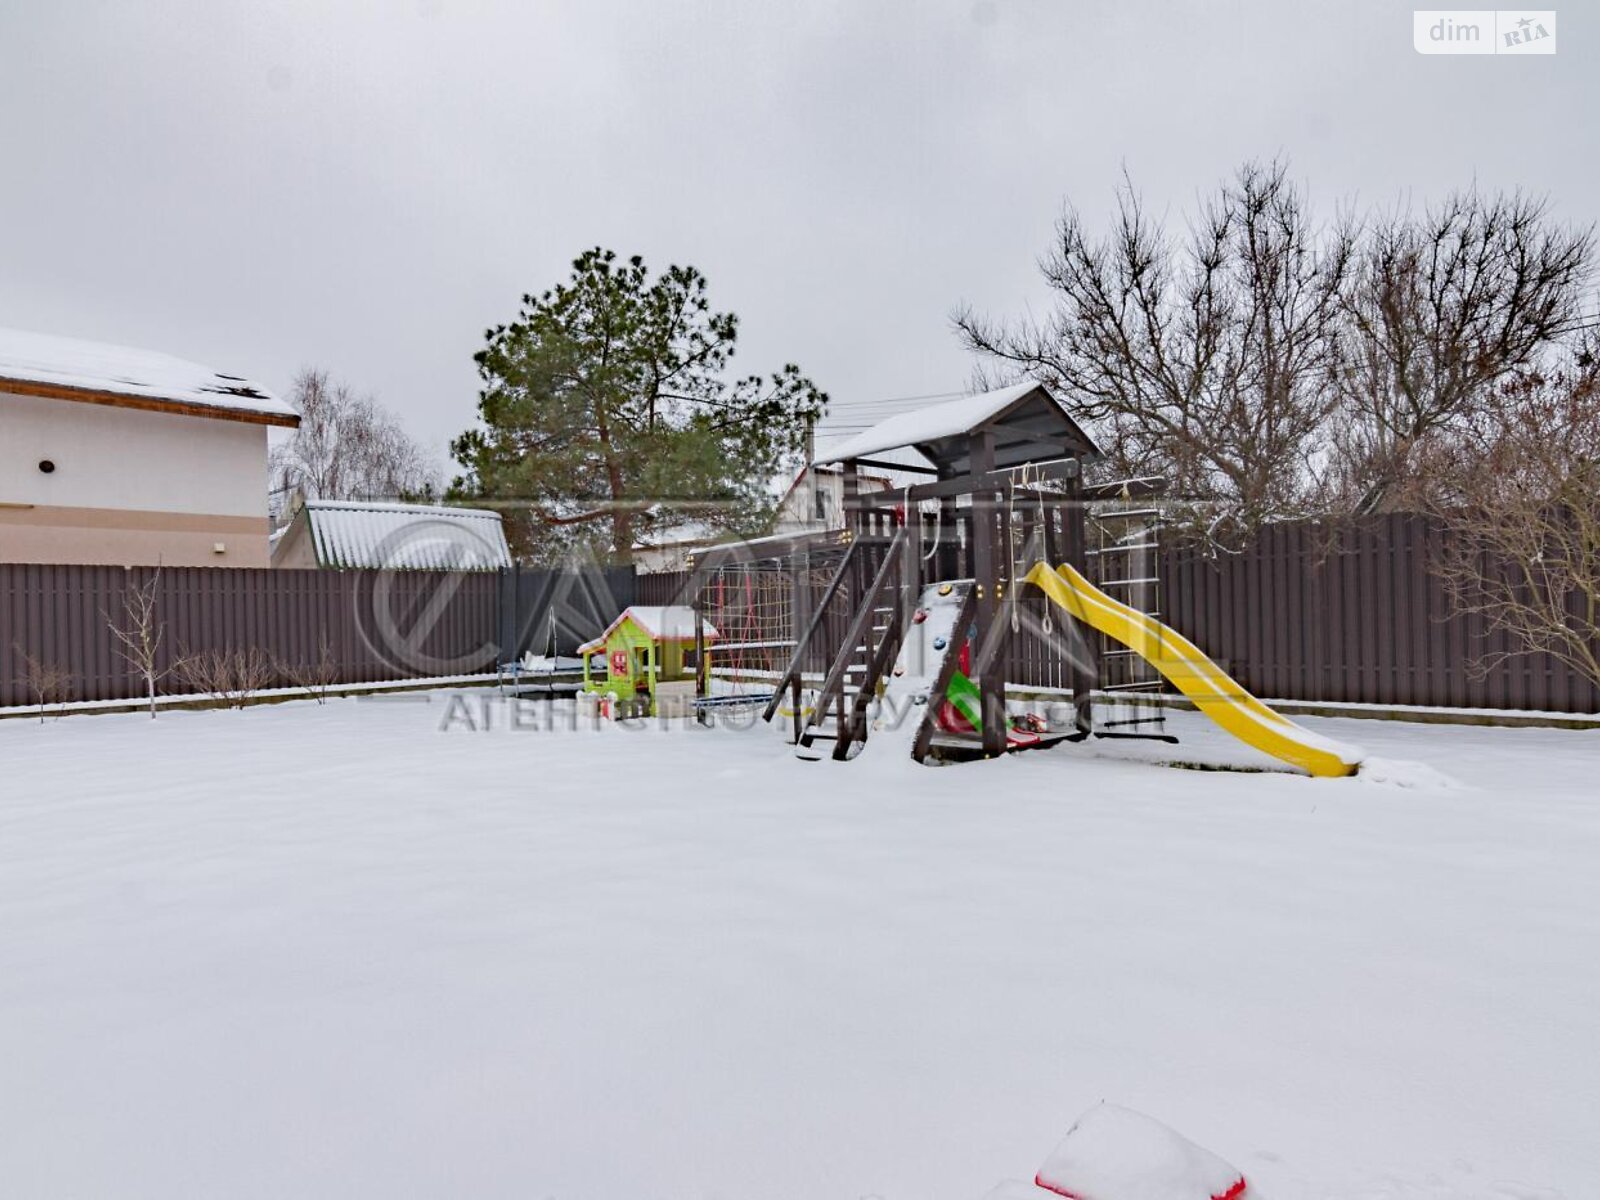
[451,249,827,563]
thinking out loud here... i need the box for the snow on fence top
[301,500,513,571]
[0,326,296,426]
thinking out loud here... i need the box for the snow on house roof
[814,381,1100,473]
[774,456,917,511]
[631,521,724,553]
[0,326,296,426]
[297,500,512,571]
[578,606,718,653]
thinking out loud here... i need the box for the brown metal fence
[648,515,1600,714]
[6,517,1598,713]
[1155,513,1600,713]
[636,571,693,606]
[0,564,637,708]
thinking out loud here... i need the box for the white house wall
[0,390,272,566]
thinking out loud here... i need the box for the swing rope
[1005,463,1053,637]
[1037,470,1053,636]
[921,498,943,563]
[1008,467,1028,634]
[897,483,945,565]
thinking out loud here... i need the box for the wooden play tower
[685,379,1361,777]
[752,381,1109,761]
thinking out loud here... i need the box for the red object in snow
[1031,1104,1249,1200]
[936,700,974,734]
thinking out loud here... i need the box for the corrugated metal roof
[303,500,512,571]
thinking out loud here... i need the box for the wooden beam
[0,376,300,428]
[968,430,1007,757]
[1059,480,1097,736]
[849,456,938,476]
[841,460,859,538]
[687,528,849,572]
[1082,476,1167,503]
[871,458,1081,505]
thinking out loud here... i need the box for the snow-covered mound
[1353,755,1466,790]
[1033,1104,1248,1200]
[980,1184,1055,1200]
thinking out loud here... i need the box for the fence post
[497,566,513,669]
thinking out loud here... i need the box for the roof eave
[814,382,1102,469]
[0,375,299,428]
[976,384,1104,460]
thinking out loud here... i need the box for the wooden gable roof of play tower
[817,381,1100,478]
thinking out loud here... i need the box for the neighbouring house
[772,461,911,535]
[631,522,725,574]
[271,498,512,570]
[630,462,910,573]
[0,327,298,567]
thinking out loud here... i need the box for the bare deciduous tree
[106,567,168,718]
[1425,355,1600,689]
[174,647,277,709]
[957,159,1353,540]
[14,646,72,722]
[959,162,1597,539]
[271,368,439,504]
[274,634,340,704]
[1331,190,1594,514]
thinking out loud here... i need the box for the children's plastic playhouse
[578,605,717,718]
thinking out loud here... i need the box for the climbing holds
[937,583,953,596]
[913,609,929,624]
[933,635,948,651]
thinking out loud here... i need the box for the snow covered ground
[1,694,1595,1200]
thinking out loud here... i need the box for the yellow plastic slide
[1023,562,1362,778]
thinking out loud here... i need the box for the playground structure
[682,381,1362,777]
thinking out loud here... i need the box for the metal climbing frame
[1085,501,1172,739]
[686,530,856,710]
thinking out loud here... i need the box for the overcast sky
[1,1,1593,472]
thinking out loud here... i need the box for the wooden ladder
[764,525,918,760]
